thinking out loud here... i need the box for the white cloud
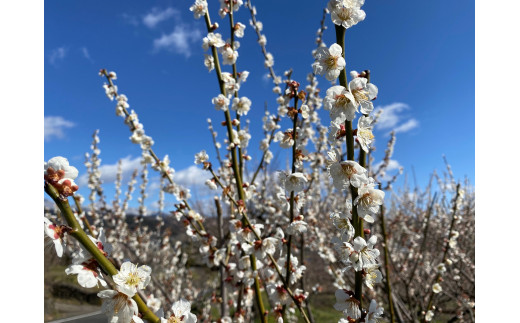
[121,13,139,26]
[49,47,67,65]
[393,118,419,133]
[143,7,179,29]
[153,25,201,57]
[81,47,92,61]
[173,165,210,188]
[372,159,403,182]
[44,116,75,141]
[147,176,162,192]
[173,165,215,199]
[373,102,419,134]
[77,156,143,186]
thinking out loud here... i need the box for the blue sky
[44,0,475,210]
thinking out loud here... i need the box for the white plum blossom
[146,294,162,313]
[330,212,355,241]
[312,43,345,81]
[65,261,108,288]
[203,54,214,72]
[194,150,209,164]
[286,220,308,235]
[44,217,64,257]
[357,115,374,153]
[364,265,383,290]
[328,159,368,190]
[425,310,434,321]
[237,70,249,85]
[161,299,197,322]
[234,22,246,38]
[432,283,442,293]
[259,138,269,151]
[237,130,251,149]
[98,285,139,323]
[354,179,384,223]
[279,172,308,193]
[221,72,239,93]
[328,0,366,30]
[103,83,117,101]
[300,104,310,119]
[324,85,357,123]
[232,97,252,116]
[237,224,264,254]
[258,34,266,46]
[266,283,292,306]
[221,46,239,65]
[130,129,145,144]
[205,178,217,190]
[335,236,379,271]
[264,150,273,164]
[250,19,263,31]
[44,156,80,196]
[219,0,243,12]
[202,33,225,50]
[229,129,241,147]
[264,52,274,67]
[348,75,378,114]
[65,230,112,289]
[212,94,229,111]
[351,236,379,270]
[112,261,152,293]
[116,95,129,116]
[365,299,384,323]
[189,0,207,19]
[327,149,368,189]
[274,129,296,148]
[334,289,361,319]
[254,237,280,259]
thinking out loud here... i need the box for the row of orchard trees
[44,1,475,322]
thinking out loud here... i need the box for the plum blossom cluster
[310,1,387,321]
[44,155,199,323]
[44,1,475,322]
[44,156,79,197]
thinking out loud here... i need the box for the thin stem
[73,195,95,237]
[285,96,299,288]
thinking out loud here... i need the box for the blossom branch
[200,8,272,322]
[100,70,208,237]
[208,167,311,323]
[334,22,366,305]
[422,184,461,322]
[44,182,160,323]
